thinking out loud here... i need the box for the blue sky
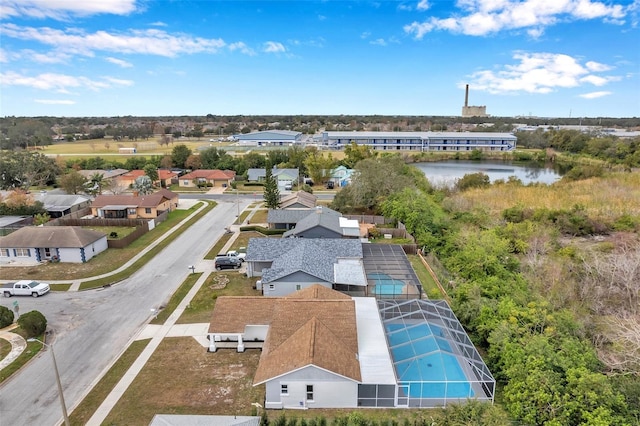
[1,0,639,118]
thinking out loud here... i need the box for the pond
[414,160,563,186]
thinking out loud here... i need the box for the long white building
[320,131,517,152]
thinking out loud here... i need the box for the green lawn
[0,338,12,361]
[204,232,233,260]
[87,226,137,239]
[149,273,202,325]
[0,331,43,384]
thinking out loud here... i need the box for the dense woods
[330,154,640,425]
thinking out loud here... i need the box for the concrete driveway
[0,198,251,426]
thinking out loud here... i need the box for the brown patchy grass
[248,209,268,224]
[69,339,150,426]
[229,231,266,251]
[178,271,260,324]
[204,232,233,259]
[104,338,264,425]
[447,172,640,220]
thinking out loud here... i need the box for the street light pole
[28,338,70,426]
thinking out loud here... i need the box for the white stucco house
[0,226,107,264]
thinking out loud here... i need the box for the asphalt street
[0,198,249,426]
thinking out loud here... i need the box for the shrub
[17,310,47,338]
[456,172,490,191]
[109,231,118,238]
[0,305,14,328]
[469,149,484,160]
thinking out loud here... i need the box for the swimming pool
[386,322,474,399]
[369,272,405,295]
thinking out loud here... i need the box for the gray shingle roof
[246,239,363,284]
[267,207,340,226]
[0,226,106,248]
[283,207,343,237]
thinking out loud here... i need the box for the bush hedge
[17,310,47,338]
[0,306,14,328]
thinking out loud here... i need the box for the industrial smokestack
[464,84,469,107]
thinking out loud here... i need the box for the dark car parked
[214,257,241,271]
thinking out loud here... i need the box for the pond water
[414,160,563,186]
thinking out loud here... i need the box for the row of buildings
[231,130,517,152]
[205,191,495,410]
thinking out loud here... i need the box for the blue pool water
[386,323,474,399]
[369,273,405,295]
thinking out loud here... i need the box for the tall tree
[58,170,87,194]
[143,164,159,185]
[263,167,280,209]
[171,144,192,168]
[85,172,105,195]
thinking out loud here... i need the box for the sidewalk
[0,324,26,371]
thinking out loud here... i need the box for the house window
[145,208,152,214]
[183,180,189,185]
[306,385,314,401]
[0,249,9,257]
[15,248,30,257]
[45,248,51,257]
[269,284,275,290]
[281,384,288,395]
[296,285,301,291]
[128,209,136,215]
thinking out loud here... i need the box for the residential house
[279,191,317,209]
[0,226,107,263]
[91,189,179,219]
[328,165,355,187]
[78,169,129,180]
[117,170,147,188]
[0,216,33,236]
[282,206,361,239]
[158,169,180,187]
[247,168,299,191]
[179,170,235,188]
[207,285,496,409]
[245,238,366,297]
[33,193,91,218]
[117,169,179,188]
[208,285,387,409]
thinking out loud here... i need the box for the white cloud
[370,38,388,46]
[405,0,629,38]
[106,57,133,68]
[579,91,612,98]
[150,21,167,27]
[0,71,133,93]
[417,0,431,11]
[397,4,413,11]
[228,42,255,56]
[361,31,371,39]
[318,15,327,21]
[263,41,285,53]
[0,0,138,20]
[0,24,228,58]
[35,99,76,105]
[465,52,617,94]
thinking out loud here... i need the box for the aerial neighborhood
[0,112,640,426]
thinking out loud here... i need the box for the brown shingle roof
[254,316,361,384]
[208,297,278,334]
[92,189,178,208]
[208,285,361,385]
[0,226,105,248]
[279,191,317,209]
[181,169,236,180]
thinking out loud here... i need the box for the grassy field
[204,232,233,260]
[248,209,268,224]
[449,172,640,220]
[103,338,264,425]
[178,271,260,324]
[86,226,137,239]
[0,338,11,361]
[0,333,43,384]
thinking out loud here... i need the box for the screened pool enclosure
[378,299,495,407]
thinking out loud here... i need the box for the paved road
[0,198,249,426]
[180,191,335,202]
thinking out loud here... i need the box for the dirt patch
[105,337,263,425]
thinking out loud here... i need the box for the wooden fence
[108,224,148,248]
[344,214,394,225]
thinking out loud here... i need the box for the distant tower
[461,84,488,117]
